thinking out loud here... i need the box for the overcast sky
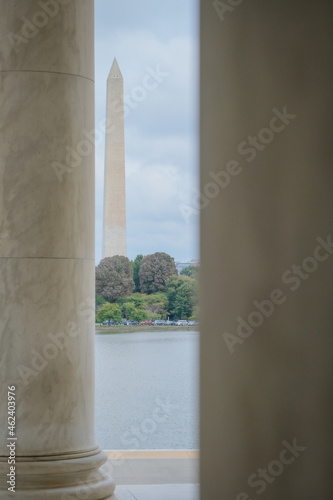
[95,0,199,264]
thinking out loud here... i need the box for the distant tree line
[95,252,199,324]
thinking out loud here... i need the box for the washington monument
[102,58,127,258]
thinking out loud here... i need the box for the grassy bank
[95,325,199,334]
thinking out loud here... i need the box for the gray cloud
[95,0,199,263]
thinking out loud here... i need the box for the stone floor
[115,483,199,500]
[106,451,199,500]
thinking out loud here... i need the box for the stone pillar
[200,1,333,499]
[0,1,116,498]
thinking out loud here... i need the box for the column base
[0,447,116,499]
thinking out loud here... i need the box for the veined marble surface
[0,1,116,498]
[0,0,94,79]
[0,71,94,259]
[0,257,96,455]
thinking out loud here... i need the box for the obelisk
[103,58,127,258]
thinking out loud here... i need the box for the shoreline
[95,325,199,334]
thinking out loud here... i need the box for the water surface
[95,330,199,449]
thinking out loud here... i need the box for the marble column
[200,1,333,499]
[0,1,116,498]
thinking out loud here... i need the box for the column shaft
[0,1,116,498]
[200,1,333,499]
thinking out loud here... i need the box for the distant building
[175,259,199,274]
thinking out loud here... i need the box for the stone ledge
[106,449,199,459]
[105,450,199,486]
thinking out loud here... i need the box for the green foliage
[95,252,199,323]
[133,309,148,322]
[117,292,167,320]
[96,255,134,302]
[166,275,198,319]
[189,305,199,322]
[145,311,161,321]
[96,303,122,324]
[119,301,148,322]
[173,279,198,319]
[145,291,168,306]
[166,275,188,318]
[131,254,144,293]
[180,266,199,278]
[145,292,168,318]
[122,302,136,319]
[117,292,146,309]
[95,295,106,313]
[96,295,106,306]
[139,252,178,294]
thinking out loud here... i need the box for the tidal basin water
[95,330,199,450]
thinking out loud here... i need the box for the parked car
[140,321,153,325]
[175,320,188,326]
[153,320,166,326]
[128,320,139,325]
[188,321,199,326]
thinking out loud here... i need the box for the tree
[121,302,148,322]
[139,252,178,294]
[131,254,144,293]
[189,305,199,322]
[117,292,146,310]
[132,308,148,322]
[145,292,168,319]
[180,266,199,278]
[122,302,136,320]
[96,303,122,325]
[166,275,198,319]
[95,294,106,314]
[96,256,134,302]
[117,291,169,320]
[173,279,198,319]
[166,275,188,318]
